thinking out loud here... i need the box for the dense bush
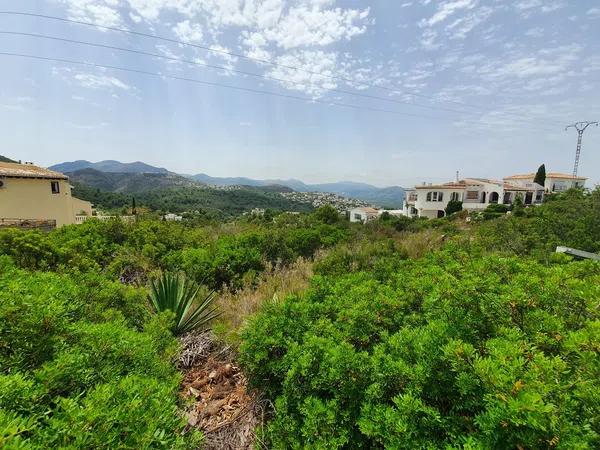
[476,188,600,259]
[0,211,349,290]
[0,263,200,448]
[240,247,600,448]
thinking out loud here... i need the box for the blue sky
[1,0,599,187]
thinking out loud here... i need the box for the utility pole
[565,121,598,181]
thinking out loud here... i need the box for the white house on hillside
[403,177,544,219]
[349,206,379,223]
[504,172,586,193]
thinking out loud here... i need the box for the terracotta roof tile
[0,162,68,180]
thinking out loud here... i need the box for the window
[466,190,479,200]
[450,192,460,202]
[51,181,60,194]
[426,192,443,202]
[535,190,543,202]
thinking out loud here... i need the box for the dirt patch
[179,331,267,450]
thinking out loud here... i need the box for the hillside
[68,169,313,216]
[50,160,405,207]
[51,160,170,174]
[0,154,17,163]
[66,168,198,193]
[191,174,405,207]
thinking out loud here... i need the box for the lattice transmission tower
[565,121,598,178]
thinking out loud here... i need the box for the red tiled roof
[0,162,68,180]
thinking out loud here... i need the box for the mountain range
[50,160,405,207]
[50,160,170,175]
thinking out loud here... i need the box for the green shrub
[0,267,197,448]
[445,200,463,215]
[40,375,202,449]
[240,249,600,448]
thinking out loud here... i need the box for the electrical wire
[0,51,561,134]
[0,51,451,120]
[0,30,496,118]
[0,10,566,127]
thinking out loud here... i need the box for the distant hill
[0,155,17,163]
[53,159,405,207]
[66,168,197,193]
[50,160,170,174]
[190,175,405,207]
[67,168,312,217]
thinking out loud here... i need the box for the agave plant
[148,272,220,335]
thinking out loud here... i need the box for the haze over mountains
[50,160,405,207]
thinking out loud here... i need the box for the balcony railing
[0,218,56,231]
[75,215,136,224]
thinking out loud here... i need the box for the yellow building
[0,161,92,228]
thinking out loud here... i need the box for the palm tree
[148,272,219,335]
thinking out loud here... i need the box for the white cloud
[262,5,369,49]
[420,0,477,27]
[173,20,203,43]
[524,27,544,38]
[587,8,600,18]
[73,73,131,90]
[59,0,124,27]
[58,0,372,96]
[53,66,133,92]
[267,49,339,97]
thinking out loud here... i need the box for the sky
[1,0,599,187]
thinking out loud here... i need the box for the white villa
[349,207,405,223]
[403,177,545,219]
[349,206,380,223]
[504,172,587,193]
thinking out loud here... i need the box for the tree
[512,194,525,217]
[132,197,137,216]
[445,200,463,216]
[313,205,340,224]
[533,164,546,187]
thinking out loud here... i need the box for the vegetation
[240,248,600,448]
[0,257,203,448]
[148,272,219,335]
[1,189,599,448]
[0,154,17,163]
[239,188,600,448]
[72,183,313,217]
[533,163,546,186]
[445,199,463,215]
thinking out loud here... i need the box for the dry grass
[394,228,448,259]
[214,258,314,344]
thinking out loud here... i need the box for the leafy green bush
[476,187,600,258]
[240,248,600,448]
[445,200,463,215]
[0,267,199,448]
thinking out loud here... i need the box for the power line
[0,51,450,120]
[0,10,566,126]
[0,51,562,134]
[0,30,501,119]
